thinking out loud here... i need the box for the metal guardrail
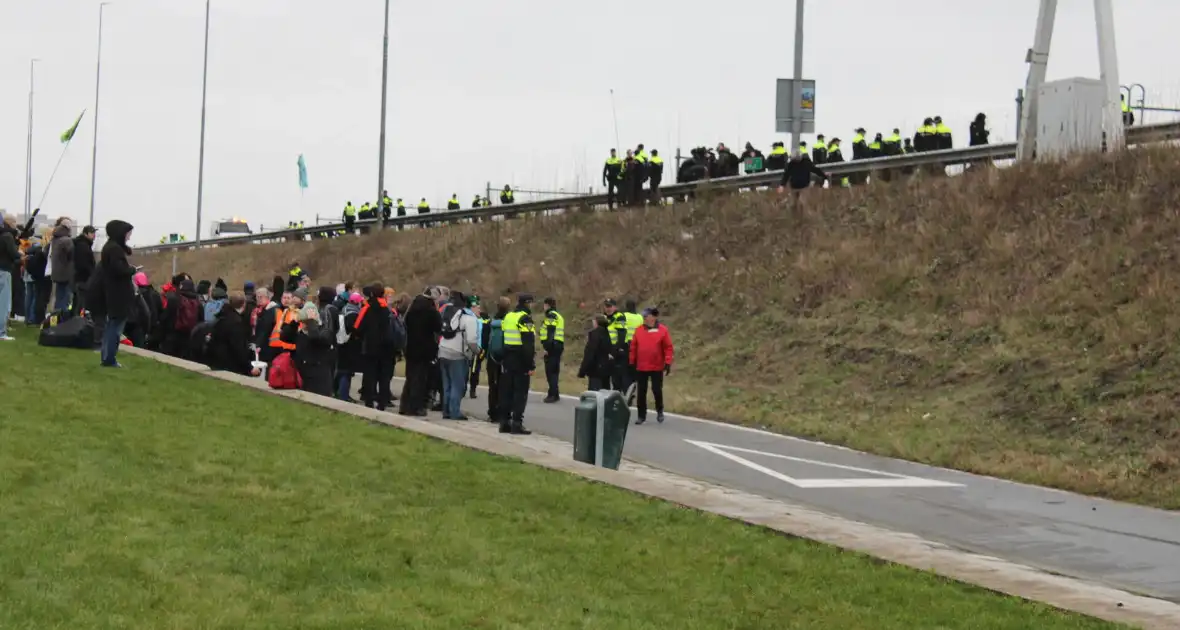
[138,120,1180,255]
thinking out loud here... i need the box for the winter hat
[293,287,310,302]
[642,307,660,317]
[196,280,212,296]
[180,279,196,292]
[317,286,336,306]
[348,292,364,305]
[133,272,150,287]
[211,286,228,300]
[214,277,227,291]
[244,281,256,293]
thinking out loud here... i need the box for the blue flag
[297,154,308,189]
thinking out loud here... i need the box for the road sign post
[775,78,816,136]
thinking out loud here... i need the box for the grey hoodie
[49,224,74,283]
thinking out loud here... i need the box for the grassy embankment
[143,148,1180,508]
[0,337,1126,628]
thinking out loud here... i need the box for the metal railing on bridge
[136,120,1180,256]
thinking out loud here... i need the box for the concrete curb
[121,345,1180,629]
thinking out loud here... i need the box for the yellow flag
[60,110,86,144]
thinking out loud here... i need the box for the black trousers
[544,344,563,397]
[429,359,443,406]
[498,354,530,427]
[649,177,662,204]
[470,352,484,393]
[33,278,51,324]
[587,376,608,392]
[399,358,432,414]
[361,355,395,409]
[344,217,355,233]
[486,358,501,419]
[610,358,626,392]
[635,371,664,420]
[606,180,620,208]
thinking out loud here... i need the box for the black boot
[510,423,532,435]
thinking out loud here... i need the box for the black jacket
[95,220,137,319]
[295,308,335,367]
[355,297,393,357]
[780,158,827,190]
[207,308,254,375]
[578,323,614,380]
[73,235,96,284]
[0,224,20,273]
[404,295,442,362]
[336,308,365,373]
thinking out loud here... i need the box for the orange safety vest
[269,308,297,351]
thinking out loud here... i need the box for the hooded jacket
[49,224,74,283]
[403,294,443,362]
[579,319,614,380]
[95,220,136,319]
[0,222,20,273]
[73,234,96,284]
[206,307,254,375]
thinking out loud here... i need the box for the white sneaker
[11,315,24,323]
[0,335,15,341]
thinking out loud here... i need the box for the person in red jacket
[628,307,674,424]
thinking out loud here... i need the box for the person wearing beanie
[334,290,366,402]
[292,286,337,397]
[196,279,212,305]
[541,296,565,403]
[243,282,258,321]
[498,292,536,435]
[204,281,230,322]
[628,307,674,424]
[95,219,136,367]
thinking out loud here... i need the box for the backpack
[336,313,351,345]
[388,311,407,351]
[440,305,463,339]
[267,352,303,390]
[174,296,199,333]
[38,314,94,350]
[487,319,505,362]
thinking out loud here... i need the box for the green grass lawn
[0,336,1123,629]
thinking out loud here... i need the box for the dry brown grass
[140,147,1180,508]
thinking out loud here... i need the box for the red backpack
[174,296,199,333]
[267,353,302,390]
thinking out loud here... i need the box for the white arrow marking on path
[685,440,964,489]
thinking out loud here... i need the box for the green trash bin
[572,390,631,470]
[573,393,598,465]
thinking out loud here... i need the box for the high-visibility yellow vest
[852,133,865,145]
[607,312,626,345]
[623,312,643,342]
[544,310,565,343]
[886,134,901,144]
[502,310,532,346]
[935,123,952,136]
[635,150,648,163]
[344,204,356,217]
[1121,100,1130,113]
[605,157,621,166]
[868,140,881,151]
[382,196,392,207]
[650,156,663,165]
[503,190,514,201]
[418,201,429,211]
[770,146,787,156]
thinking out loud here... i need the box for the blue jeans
[335,372,353,401]
[101,317,127,366]
[439,357,469,418]
[53,281,72,313]
[0,270,11,337]
[24,281,36,322]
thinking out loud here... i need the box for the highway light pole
[24,59,39,222]
[195,0,210,245]
[374,0,391,231]
[88,2,111,227]
[790,0,805,152]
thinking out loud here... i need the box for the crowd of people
[0,228,679,429]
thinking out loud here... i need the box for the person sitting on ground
[578,314,614,391]
[628,307,674,425]
[206,290,260,376]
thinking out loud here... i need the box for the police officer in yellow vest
[447,194,460,211]
[603,149,623,209]
[812,134,828,164]
[541,297,565,403]
[396,198,406,217]
[381,191,393,221]
[622,299,644,403]
[343,201,357,232]
[604,298,628,390]
[360,202,372,219]
[648,150,665,204]
[499,293,537,435]
[471,194,483,209]
[500,185,515,205]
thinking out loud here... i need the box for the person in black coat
[398,291,443,416]
[294,286,336,397]
[355,284,396,410]
[71,225,96,315]
[207,292,259,376]
[578,314,615,391]
[88,220,136,367]
[778,152,828,191]
[335,292,365,402]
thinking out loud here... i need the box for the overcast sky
[2,0,1179,244]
